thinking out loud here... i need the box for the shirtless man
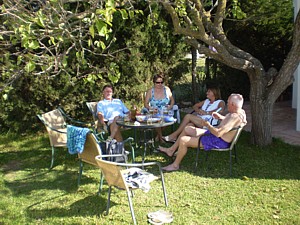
[159,93,247,172]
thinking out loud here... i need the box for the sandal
[162,136,176,143]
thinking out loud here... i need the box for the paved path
[181,100,300,146]
[243,101,300,146]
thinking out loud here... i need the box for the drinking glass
[168,109,174,117]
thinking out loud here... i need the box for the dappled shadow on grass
[26,194,107,219]
[1,147,102,196]
[157,131,300,180]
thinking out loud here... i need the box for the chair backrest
[95,156,128,190]
[86,102,98,120]
[212,126,243,151]
[37,109,67,147]
[78,133,103,166]
[228,126,243,150]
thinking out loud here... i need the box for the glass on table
[149,106,155,115]
[168,109,174,117]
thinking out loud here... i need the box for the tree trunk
[249,97,274,146]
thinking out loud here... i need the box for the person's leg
[155,127,163,142]
[159,126,206,156]
[162,135,199,171]
[164,114,202,140]
[109,119,123,142]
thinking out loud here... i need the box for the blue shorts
[200,130,230,151]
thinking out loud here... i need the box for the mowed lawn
[0,129,300,225]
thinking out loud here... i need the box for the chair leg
[77,160,83,187]
[194,147,200,172]
[159,169,168,207]
[194,138,202,172]
[49,146,55,169]
[105,186,112,215]
[229,150,232,177]
[98,172,104,195]
[126,190,137,225]
[233,146,238,163]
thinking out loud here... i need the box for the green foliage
[225,0,293,70]
[0,1,189,133]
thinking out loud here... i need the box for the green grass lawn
[0,128,300,225]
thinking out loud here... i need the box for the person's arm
[203,113,240,137]
[192,100,205,115]
[144,89,151,109]
[206,100,226,116]
[166,86,175,110]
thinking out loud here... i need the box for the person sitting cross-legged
[162,86,225,143]
[159,93,247,172]
[97,84,129,142]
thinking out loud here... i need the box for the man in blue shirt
[97,84,129,141]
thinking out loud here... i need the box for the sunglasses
[155,81,163,84]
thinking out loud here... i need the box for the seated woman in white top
[162,86,225,143]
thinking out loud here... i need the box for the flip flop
[147,210,173,224]
[162,136,176,143]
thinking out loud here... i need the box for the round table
[116,118,175,163]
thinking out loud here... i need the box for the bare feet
[158,146,175,157]
[162,163,180,172]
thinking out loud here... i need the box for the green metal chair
[78,132,134,193]
[37,107,93,169]
[95,154,168,225]
[195,126,243,176]
[37,109,68,169]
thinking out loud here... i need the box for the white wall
[292,0,300,131]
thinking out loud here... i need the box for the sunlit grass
[0,128,300,224]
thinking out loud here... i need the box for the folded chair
[195,126,243,176]
[95,155,168,225]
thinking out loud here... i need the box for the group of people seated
[96,74,247,172]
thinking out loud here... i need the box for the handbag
[104,139,127,163]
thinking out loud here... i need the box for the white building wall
[292,0,300,131]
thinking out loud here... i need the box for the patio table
[116,118,175,163]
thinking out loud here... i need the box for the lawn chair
[195,126,243,176]
[38,108,93,169]
[95,155,168,225]
[78,132,134,191]
[86,101,110,140]
[37,109,68,169]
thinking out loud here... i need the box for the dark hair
[102,84,113,92]
[208,87,222,100]
[152,74,164,83]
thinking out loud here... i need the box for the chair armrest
[58,107,94,127]
[96,155,162,168]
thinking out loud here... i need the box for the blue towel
[67,125,90,154]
